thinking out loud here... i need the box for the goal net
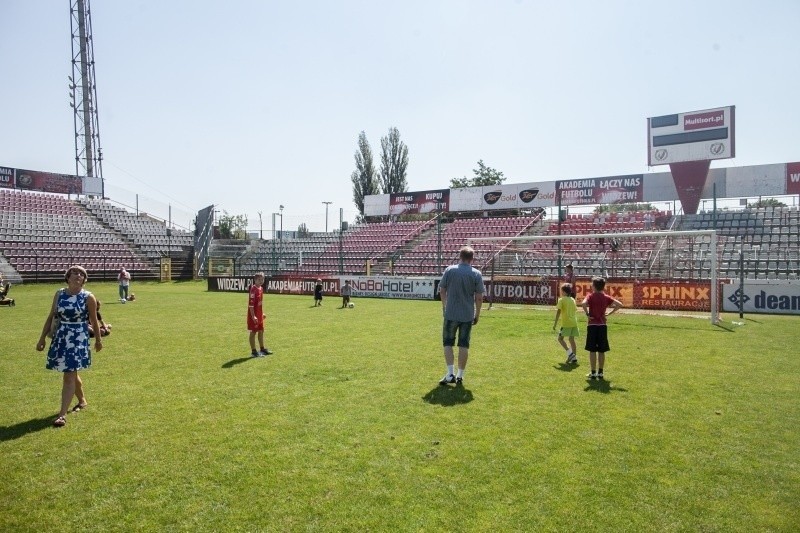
[468,230,722,324]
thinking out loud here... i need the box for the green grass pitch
[1,281,798,531]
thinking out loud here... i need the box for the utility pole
[271,213,277,273]
[69,0,105,197]
[322,201,332,232]
[279,205,284,271]
[338,208,344,274]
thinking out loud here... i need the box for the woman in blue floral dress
[36,266,103,427]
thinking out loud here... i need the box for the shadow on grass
[583,379,627,394]
[422,385,474,406]
[222,357,254,368]
[715,316,763,332]
[0,415,57,441]
[554,363,580,372]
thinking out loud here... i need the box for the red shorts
[247,315,264,332]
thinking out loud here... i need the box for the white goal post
[468,229,721,324]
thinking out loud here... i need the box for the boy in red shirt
[581,276,622,380]
[248,272,273,357]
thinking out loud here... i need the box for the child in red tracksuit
[248,272,272,357]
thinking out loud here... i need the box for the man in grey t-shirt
[340,279,352,308]
[438,245,485,386]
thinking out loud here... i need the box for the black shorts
[585,325,610,353]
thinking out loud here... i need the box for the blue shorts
[443,319,473,348]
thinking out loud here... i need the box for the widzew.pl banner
[208,275,438,300]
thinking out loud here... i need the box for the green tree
[595,202,655,214]
[297,222,310,238]
[450,159,506,188]
[379,127,409,194]
[217,211,248,240]
[351,131,380,216]
[748,198,787,209]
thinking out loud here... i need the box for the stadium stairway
[74,201,161,281]
[0,257,23,284]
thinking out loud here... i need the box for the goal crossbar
[469,230,719,324]
[470,229,718,241]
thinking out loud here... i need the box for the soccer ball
[348,302,354,308]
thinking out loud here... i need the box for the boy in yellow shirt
[553,283,579,364]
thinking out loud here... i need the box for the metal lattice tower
[69,0,104,196]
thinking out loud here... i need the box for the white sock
[456,368,465,378]
[565,348,571,355]
[446,365,454,376]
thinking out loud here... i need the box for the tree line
[351,127,506,218]
[218,129,509,238]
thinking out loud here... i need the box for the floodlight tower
[69,0,104,197]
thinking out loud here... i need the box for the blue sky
[1,0,798,232]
